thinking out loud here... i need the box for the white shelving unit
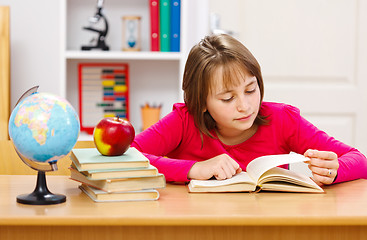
[65,51,182,60]
[59,0,209,140]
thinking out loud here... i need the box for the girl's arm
[131,106,197,182]
[282,105,367,184]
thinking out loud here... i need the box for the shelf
[61,0,209,130]
[65,51,182,60]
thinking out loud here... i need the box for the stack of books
[69,147,166,202]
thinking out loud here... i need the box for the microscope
[81,0,110,51]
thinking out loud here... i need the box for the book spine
[150,0,160,51]
[170,0,180,52]
[159,0,170,52]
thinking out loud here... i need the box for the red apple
[93,117,135,156]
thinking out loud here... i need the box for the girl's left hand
[304,149,339,186]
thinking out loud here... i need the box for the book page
[246,153,309,182]
[189,172,255,188]
[259,182,323,193]
[257,167,323,192]
[188,172,257,192]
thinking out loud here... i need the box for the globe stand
[16,171,66,205]
[10,86,79,206]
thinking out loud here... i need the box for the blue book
[170,0,180,52]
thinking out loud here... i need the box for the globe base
[16,171,66,205]
[17,193,66,205]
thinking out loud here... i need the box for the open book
[188,153,324,193]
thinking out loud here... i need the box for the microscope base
[81,45,110,51]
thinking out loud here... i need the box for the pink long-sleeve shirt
[132,102,367,183]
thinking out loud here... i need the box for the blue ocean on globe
[8,92,80,163]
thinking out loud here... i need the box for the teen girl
[131,34,367,186]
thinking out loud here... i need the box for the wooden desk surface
[1,175,367,226]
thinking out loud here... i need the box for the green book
[70,147,149,171]
[79,184,160,202]
[159,0,171,51]
[71,164,159,180]
[70,168,166,192]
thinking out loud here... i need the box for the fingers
[187,154,242,180]
[311,172,335,185]
[236,167,243,174]
[304,149,337,160]
[213,154,242,180]
[215,166,242,180]
[307,157,339,170]
[215,164,233,180]
[308,165,332,176]
[214,161,239,180]
[304,149,339,185]
[308,165,336,184]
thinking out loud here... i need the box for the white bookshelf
[65,50,183,60]
[60,0,209,139]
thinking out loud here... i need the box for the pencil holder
[141,104,161,131]
[122,16,141,51]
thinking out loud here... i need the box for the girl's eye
[246,89,256,94]
[222,97,234,102]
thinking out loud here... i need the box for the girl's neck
[215,124,258,146]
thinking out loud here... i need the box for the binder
[150,0,160,51]
[159,0,170,52]
[170,0,180,52]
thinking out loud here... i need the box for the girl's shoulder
[172,102,188,112]
[170,103,195,125]
[260,101,301,120]
[172,103,190,118]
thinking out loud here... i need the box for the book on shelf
[79,184,160,202]
[70,167,166,192]
[150,0,160,51]
[159,0,170,51]
[70,147,149,171]
[188,153,324,193]
[170,0,180,52]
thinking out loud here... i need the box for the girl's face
[206,67,261,144]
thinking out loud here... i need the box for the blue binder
[170,0,180,52]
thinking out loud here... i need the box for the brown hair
[182,34,267,138]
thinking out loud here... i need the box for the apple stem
[116,115,119,121]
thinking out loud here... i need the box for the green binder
[160,0,171,51]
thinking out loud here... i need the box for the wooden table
[1,175,367,240]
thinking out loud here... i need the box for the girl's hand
[304,149,339,186]
[187,154,242,180]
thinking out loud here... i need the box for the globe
[8,88,80,205]
[9,91,80,165]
